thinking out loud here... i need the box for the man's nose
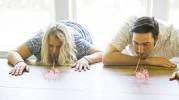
[137,45,144,54]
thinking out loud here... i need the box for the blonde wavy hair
[40,23,77,66]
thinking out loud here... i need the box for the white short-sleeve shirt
[111,16,179,59]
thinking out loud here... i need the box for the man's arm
[103,44,142,66]
[103,44,176,68]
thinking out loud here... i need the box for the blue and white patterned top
[26,20,93,61]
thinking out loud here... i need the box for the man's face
[48,35,61,63]
[132,32,156,59]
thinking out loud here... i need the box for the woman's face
[48,35,61,62]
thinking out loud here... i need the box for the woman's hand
[9,61,30,76]
[72,57,90,72]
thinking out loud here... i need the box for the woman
[7,20,102,76]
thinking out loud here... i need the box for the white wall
[152,0,169,21]
[55,0,70,21]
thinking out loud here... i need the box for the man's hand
[9,62,30,76]
[72,57,90,72]
[169,71,179,81]
[145,57,177,68]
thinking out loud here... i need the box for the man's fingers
[169,61,177,68]
[169,72,177,81]
[163,62,176,68]
[171,63,177,68]
[71,63,76,68]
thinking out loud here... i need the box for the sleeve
[73,32,93,59]
[61,20,94,59]
[25,31,43,57]
[110,18,134,51]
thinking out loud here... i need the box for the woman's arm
[73,47,102,72]
[83,47,102,64]
[7,43,32,65]
[7,43,32,76]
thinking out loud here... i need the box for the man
[103,16,178,68]
[7,20,102,76]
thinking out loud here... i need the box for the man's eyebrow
[133,41,152,44]
[143,42,152,44]
[132,41,138,44]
